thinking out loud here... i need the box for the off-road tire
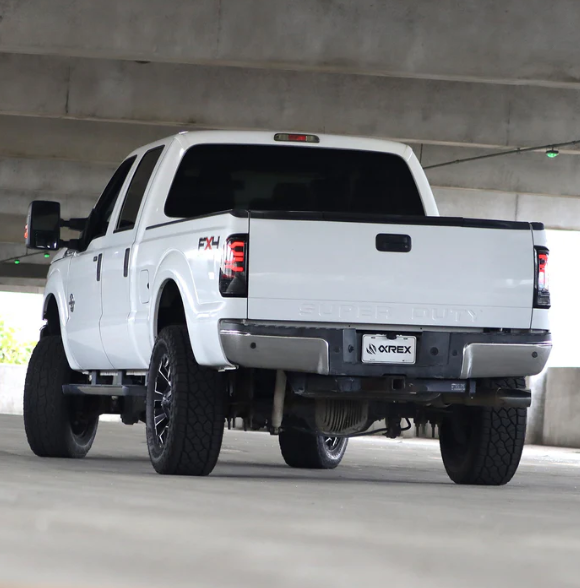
[439,379,527,486]
[488,377,527,392]
[279,430,348,469]
[146,326,226,476]
[24,336,99,458]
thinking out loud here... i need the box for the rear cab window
[164,145,424,219]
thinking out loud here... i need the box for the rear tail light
[534,247,551,309]
[220,234,248,297]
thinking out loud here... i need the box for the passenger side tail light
[534,247,551,309]
[220,235,248,297]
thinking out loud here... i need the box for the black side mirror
[25,201,61,250]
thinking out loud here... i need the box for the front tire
[439,404,527,486]
[279,429,348,469]
[24,336,99,458]
[146,326,226,476]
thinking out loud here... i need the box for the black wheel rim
[70,415,92,438]
[68,394,98,440]
[324,436,343,455]
[153,354,172,446]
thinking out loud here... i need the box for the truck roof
[129,130,414,161]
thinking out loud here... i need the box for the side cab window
[115,146,164,232]
[79,156,137,251]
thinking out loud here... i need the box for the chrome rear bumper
[220,332,330,374]
[460,343,552,378]
[220,321,551,379]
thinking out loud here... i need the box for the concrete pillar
[541,369,580,448]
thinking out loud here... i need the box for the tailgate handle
[376,234,412,253]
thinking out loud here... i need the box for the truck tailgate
[247,216,535,329]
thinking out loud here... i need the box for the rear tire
[24,336,99,458]
[439,403,527,486]
[146,326,226,476]
[279,429,348,469]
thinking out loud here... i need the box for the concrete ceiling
[1,0,579,287]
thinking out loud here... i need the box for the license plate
[361,335,417,364]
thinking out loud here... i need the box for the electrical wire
[0,250,50,265]
[423,138,580,170]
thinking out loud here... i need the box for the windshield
[164,144,424,218]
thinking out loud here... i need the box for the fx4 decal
[198,236,221,250]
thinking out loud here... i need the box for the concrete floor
[0,415,579,588]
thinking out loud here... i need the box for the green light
[44,253,50,258]
[14,259,20,265]
[546,149,559,158]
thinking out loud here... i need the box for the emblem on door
[69,294,75,313]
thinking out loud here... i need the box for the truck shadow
[0,450,459,486]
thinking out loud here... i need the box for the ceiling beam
[2,52,580,150]
[1,0,579,88]
[0,114,184,164]
[0,263,48,280]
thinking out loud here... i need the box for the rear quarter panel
[133,214,249,367]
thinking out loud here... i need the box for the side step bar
[63,384,147,397]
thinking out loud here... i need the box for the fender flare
[149,249,202,357]
[43,262,80,370]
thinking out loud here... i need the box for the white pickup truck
[23,130,551,485]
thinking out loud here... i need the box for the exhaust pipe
[270,370,287,435]
[442,388,531,409]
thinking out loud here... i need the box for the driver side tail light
[219,234,248,297]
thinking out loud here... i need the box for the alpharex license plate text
[362,335,417,364]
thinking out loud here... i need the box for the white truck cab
[22,131,551,485]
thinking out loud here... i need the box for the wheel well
[156,281,186,335]
[42,296,61,338]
